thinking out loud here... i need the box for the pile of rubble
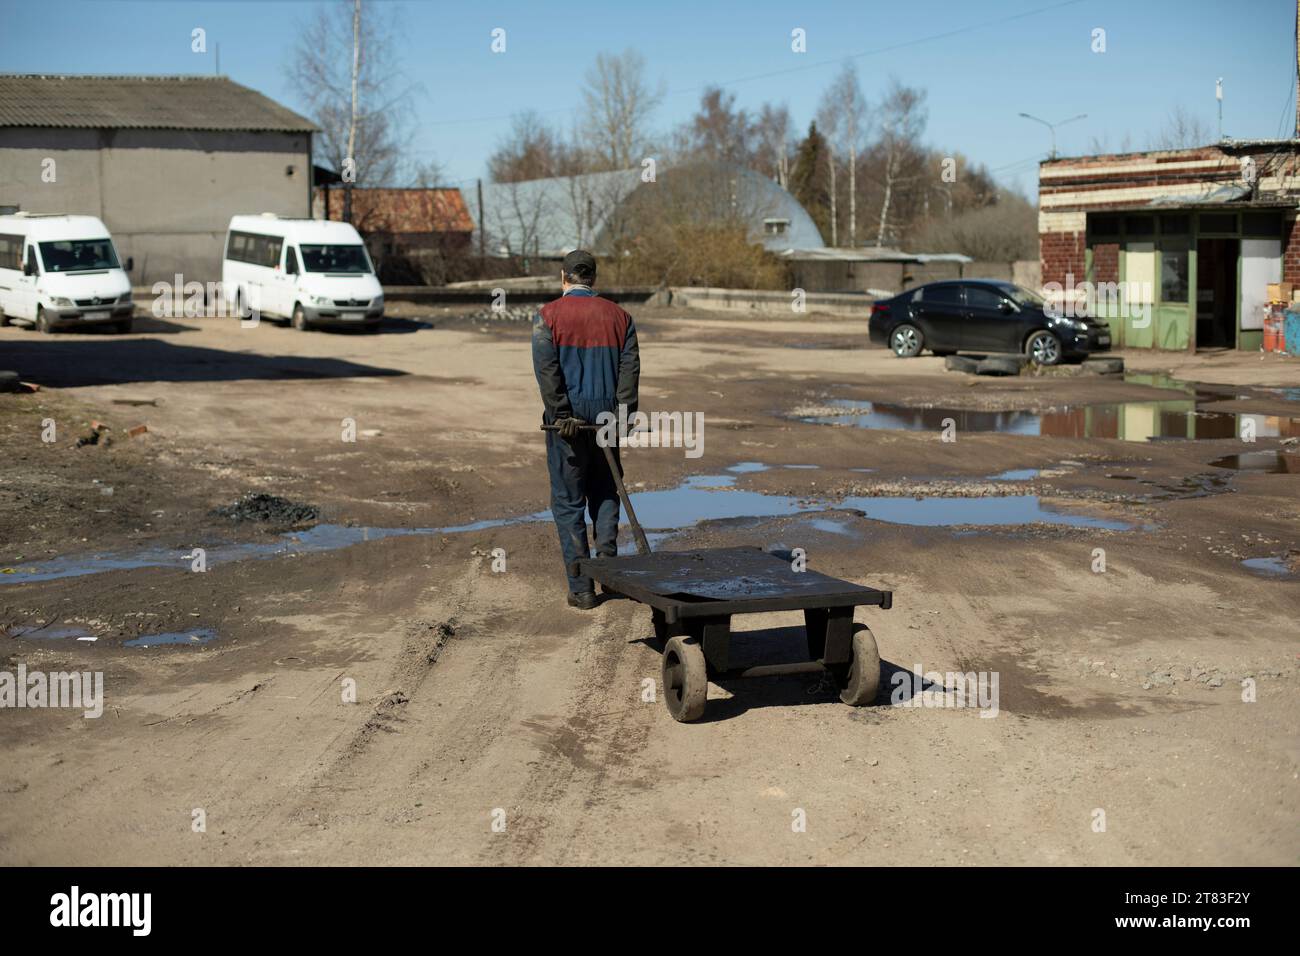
[459,304,538,323]
[210,493,319,525]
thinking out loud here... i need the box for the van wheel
[292,303,310,331]
[35,307,52,334]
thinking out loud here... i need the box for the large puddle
[1209,450,1300,473]
[3,623,218,646]
[804,397,1300,442]
[802,374,1300,442]
[1,469,1137,584]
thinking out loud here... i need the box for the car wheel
[1026,330,1062,366]
[890,324,923,357]
[292,303,310,331]
[35,307,52,334]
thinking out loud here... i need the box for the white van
[222,214,384,331]
[0,213,135,333]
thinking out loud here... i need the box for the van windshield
[38,239,119,273]
[299,244,372,274]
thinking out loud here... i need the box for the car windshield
[38,239,119,272]
[299,244,372,274]
[1001,284,1045,308]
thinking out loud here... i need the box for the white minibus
[222,214,384,331]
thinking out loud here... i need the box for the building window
[1089,214,1121,240]
[1160,244,1190,303]
[1199,213,1236,234]
[1124,215,1155,237]
[763,218,790,236]
[1160,214,1190,236]
[1242,212,1282,238]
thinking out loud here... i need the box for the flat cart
[541,423,892,722]
[574,548,892,722]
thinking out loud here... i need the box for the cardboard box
[1266,281,1293,302]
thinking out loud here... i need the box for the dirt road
[2,306,1297,865]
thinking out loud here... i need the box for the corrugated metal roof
[0,74,316,132]
[479,163,826,258]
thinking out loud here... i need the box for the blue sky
[1,0,1296,196]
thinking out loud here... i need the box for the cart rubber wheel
[662,635,708,722]
[838,624,881,707]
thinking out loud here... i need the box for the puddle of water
[726,462,769,473]
[124,628,218,647]
[4,467,1138,584]
[4,514,552,584]
[1241,556,1296,578]
[840,494,1133,530]
[990,469,1041,481]
[1209,451,1299,474]
[4,624,218,646]
[784,464,819,470]
[5,624,96,641]
[805,397,1300,442]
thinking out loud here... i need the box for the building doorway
[1196,237,1237,349]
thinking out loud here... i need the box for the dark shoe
[567,591,598,610]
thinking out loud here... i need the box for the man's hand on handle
[557,416,589,440]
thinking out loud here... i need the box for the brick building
[313,186,473,283]
[1037,141,1300,351]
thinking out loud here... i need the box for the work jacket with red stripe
[532,287,639,425]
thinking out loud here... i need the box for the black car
[867,280,1111,365]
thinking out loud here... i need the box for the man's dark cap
[562,249,597,278]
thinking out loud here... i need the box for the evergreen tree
[790,121,831,244]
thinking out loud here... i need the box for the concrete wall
[790,257,1039,295]
[0,128,311,284]
[669,286,870,317]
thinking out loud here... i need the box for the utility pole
[343,0,360,225]
[1295,0,1299,137]
[1216,78,1223,141]
[476,178,485,264]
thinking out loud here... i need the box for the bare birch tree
[872,78,927,247]
[581,50,664,170]
[287,0,413,202]
[820,64,868,247]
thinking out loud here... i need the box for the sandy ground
[1,304,1298,866]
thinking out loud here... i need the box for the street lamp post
[1019,112,1088,159]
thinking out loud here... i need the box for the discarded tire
[944,355,981,374]
[975,356,1023,376]
[1082,357,1124,375]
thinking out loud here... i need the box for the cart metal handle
[540,423,651,556]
